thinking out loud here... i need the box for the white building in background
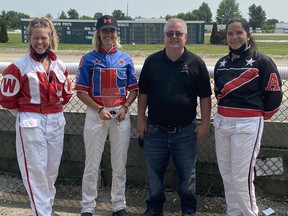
[204,24,226,32]
[206,23,288,34]
[275,23,288,33]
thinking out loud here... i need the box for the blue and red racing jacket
[74,46,139,107]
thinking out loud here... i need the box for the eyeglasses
[29,18,50,27]
[165,31,185,38]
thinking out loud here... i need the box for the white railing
[1,62,288,80]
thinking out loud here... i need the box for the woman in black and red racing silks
[213,17,282,216]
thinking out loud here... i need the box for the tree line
[0,0,281,33]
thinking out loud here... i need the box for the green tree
[248,4,266,30]
[265,18,278,26]
[0,21,9,43]
[176,13,186,20]
[46,13,53,19]
[210,22,218,44]
[185,11,198,20]
[94,12,103,20]
[0,10,29,29]
[216,0,241,24]
[165,12,197,21]
[164,2,212,22]
[111,10,132,20]
[111,10,133,20]
[263,19,278,31]
[112,10,126,20]
[80,15,93,20]
[165,15,173,20]
[197,2,213,23]
[59,11,68,19]
[67,8,79,19]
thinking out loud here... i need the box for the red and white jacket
[0,51,73,114]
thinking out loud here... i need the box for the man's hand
[194,123,210,142]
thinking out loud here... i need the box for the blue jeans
[144,120,198,213]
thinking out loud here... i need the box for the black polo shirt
[139,48,211,126]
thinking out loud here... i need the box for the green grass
[0,33,26,48]
[2,33,288,57]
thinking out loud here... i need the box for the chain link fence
[0,63,287,214]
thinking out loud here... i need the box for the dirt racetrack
[1,48,288,67]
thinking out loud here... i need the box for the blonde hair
[92,30,122,51]
[27,16,59,51]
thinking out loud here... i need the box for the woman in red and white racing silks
[0,16,73,216]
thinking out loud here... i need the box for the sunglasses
[29,18,50,26]
[165,31,185,38]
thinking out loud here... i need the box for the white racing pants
[81,106,131,213]
[213,113,263,216]
[16,112,65,216]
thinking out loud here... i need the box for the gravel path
[0,172,287,216]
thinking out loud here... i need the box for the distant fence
[0,62,287,199]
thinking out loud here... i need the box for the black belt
[148,119,185,133]
[159,125,181,133]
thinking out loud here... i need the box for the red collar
[99,46,117,54]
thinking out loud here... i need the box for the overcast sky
[1,0,288,22]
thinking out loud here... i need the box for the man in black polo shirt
[137,18,212,216]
